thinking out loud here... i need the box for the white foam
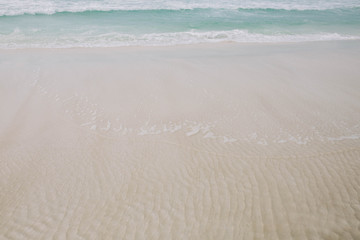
[100,121,111,131]
[80,122,93,127]
[203,131,216,139]
[1,0,359,16]
[257,139,268,145]
[168,125,182,133]
[223,136,237,143]
[2,30,359,49]
[327,134,360,141]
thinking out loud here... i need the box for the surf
[1,1,360,48]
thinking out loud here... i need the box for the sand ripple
[1,42,360,239]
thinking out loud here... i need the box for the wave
[1,0,360,16]
[1,6,359,20]
[1,30,359,49]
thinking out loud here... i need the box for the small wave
[1,30,359,49]
[1,6,360,18]
[1,0,360,16]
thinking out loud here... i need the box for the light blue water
[1,0,360,48]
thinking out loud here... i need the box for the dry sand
[1,41,360,239]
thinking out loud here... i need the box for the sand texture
[1,41,360,239]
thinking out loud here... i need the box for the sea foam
[1,0,360,16]
[1,30,359,49]
[1,0,360,48]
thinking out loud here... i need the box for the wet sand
[1,41,360,239]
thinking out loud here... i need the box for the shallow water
[1,41,360,239]
[1,0,360,48]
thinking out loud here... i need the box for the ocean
[1,0,360,48]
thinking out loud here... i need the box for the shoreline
[1,38,360,52]
[1,40,360,239]
[1,40,360,157]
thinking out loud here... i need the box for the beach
[1,40,360,239]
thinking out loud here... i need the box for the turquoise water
[1,0,360,48]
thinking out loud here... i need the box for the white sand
[1,41,360,239]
